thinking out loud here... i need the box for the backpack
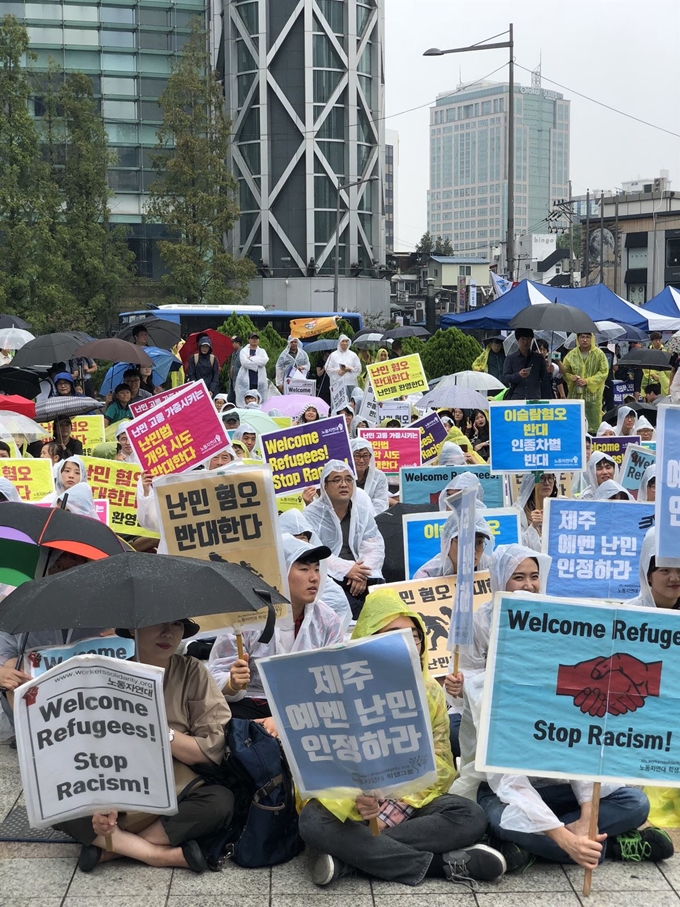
[196,717,304,870]
[193,353,216,368]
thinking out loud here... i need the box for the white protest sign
[26,636,135,677]
[330,382,349,414]
[378,401,411,426]
[284,378,316,396]
[15,655,176,828]
[358,382,378,424]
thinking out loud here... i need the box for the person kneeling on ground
[299,588,506,889]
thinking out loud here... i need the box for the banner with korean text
[0,459,54,502]
[82,457,158,538]
[357,427,421,473]
[400,465,504,509]
[129,384,191,418]
[655,405,680,564]
[260,416,353,494]
[366,354,428,402]
[489,399,585,473]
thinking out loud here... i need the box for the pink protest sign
[129,384,191,417]
[93,499,109,525]
[357,427,422,473]
[126,380,230,477]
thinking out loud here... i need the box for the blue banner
[400,465,504,508]
[479,595,680,784]
[489,400,585,473]
[258,632,437,797]
[544,499,654,599]
[656,405,680,563]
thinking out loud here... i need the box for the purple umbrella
[262,395,330,419]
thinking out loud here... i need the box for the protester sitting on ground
[515,472,558,551]
[0,478,21,502]
[441,427,484,463]
[209,534,344,727]
[304,460,385,620]
[437,442,470,466]
[414,509,492,580]
[592,479,634,501]
[40,441,63,465]
[615,405,637,436]
[214,393,229,413]
[338,405,354,434]
[0,441,10,459]
[56,618,233,875]
[243,389,262,408]
[638,464,656,502]
[350,415,370,437]
[579,451,618,499]
[468,409,490,460]
[231,439,248,459]
[299,587,506,889]
[187,335,220,396]
[232,423,259,457]
[56,482,99,518]
[53,417,84,458]
[298,404,321,424]
[276,336,310,392]
[222,410,240,432]
[41,456,89,507]
[596,421,616,437]
[114,422,136,463]
[105,383,133,427]
[350,438,389,514]
[634,415,655,441]
[625,526,679,609]
[644,382,662,405]
[437,473,486,511]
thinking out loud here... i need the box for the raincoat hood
[592,479,634,501]
[441,427,484,464]
[232,423,257,442]
[350,438,389,514]
[114,420,132,439]
[53,455,88,492]
[633,528,657,607]
[337,334,352,349]
[318,458,354,506]
[243,389,262,404]
[639,464,656,501]
[438,472,486,510]
[489,543,552,594]
[353,587,428,674]
[282,532,331,570]
[615,405,637,435]
[437,507,493,575]
[279,509,313,537]
[351,387,364,407]
[586,451,618,490]
[349,415,370,437]
[634,415,656,437]
[438,442,467,466]
[516,472,557,511]
[596,421,616,436]
[0,478,21,502]
[197,335,212,352]
[58,482,98,518]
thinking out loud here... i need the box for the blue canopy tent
[644,285,680,319]
[441,280,680,331]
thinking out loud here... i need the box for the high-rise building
[1,0,209,280]
[427,73,570,271]
[385,128,398,253]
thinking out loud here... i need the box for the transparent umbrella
[0,328,34,350]
[0,411,51,441]
[449,371,505,390]
[503,330,568,355]
[418,374,499,408]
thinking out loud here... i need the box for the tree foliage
[420,327,481,380]
[147,25,255,305]
[416,232,454,256]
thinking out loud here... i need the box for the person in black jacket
[187,335,220,396]
[503,329,552,400]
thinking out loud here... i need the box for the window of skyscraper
[63,5,97,21]
[101,6,135,23]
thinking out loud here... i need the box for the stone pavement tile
[477,863,571,893]
[476,894,580,907]
[169,898,271,907]
[0,900,63,907]
[372,875,466,894]
[373,892,476,907]
[0,857,75,897]
[0,842,79,858]
[64,898,169,907]
[66,861,172,898]
[273,852,371,895]
[169,861,270,897]
[658,854,680,889]
[574,893,680,907]
[272,896,374,907]
[563,860,673,892]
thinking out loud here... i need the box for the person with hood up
[298,403,322,424]
[300,587,506,889]
[615,405,637,436]
[350,438,389,514]
[579,451,618,500]
[114,421,136,463]
[0,478,21,503]
[437,473,486,511]
[472,336,506,385]
[562,333,609,433]
[187,335,220,396]
[625,527,680,610]
[56,482,99,518]
[514,473,558,551]
[235,333,269,407]
[414,508,493,580]
[41,456,89,506]
[439,427,484,464]
[304,460,385,619]
[592,479,634,501]
[232,423,260,458]
[325,335,362,393]
[276,336,310,391]
[596,422,616,437]
[213,393,229,413]
[209,534,345,728]
[243,389,262,408]
[634,415,655,441]
[638,464,656,502]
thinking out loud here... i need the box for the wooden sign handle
[582,781,601,897]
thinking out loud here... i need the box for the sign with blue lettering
[400,465,504,509]
[620,444,655,498]
[258,631,436,798]
[489,399,585,473]
[543,498,654,600]
[655,405,680,565]
[478,595,680,785]
[26,636,135,677]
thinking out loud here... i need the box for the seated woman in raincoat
[626,526,680,610]
[300,587,506,889]
[615,405,637,436]
[436,473,486,512]
[638,464,655,502]
[592,479,633,501]
[41,456,89,506]
[350,438,389,514]
[513,472,559,552]
[413,507,492,580]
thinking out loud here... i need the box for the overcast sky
[385,0,680,250]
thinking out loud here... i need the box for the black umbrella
[602,402,658,427]
[616,348,672,371]
[74,338,153,366]
[382,326,431,340]
[510,303,598,335]
[117,317,181,351]
[376,503,439,584]
[0,551,288,644]
[0,314,32,330]
[11,332,86,368]
[0,367,41,399]
[303,339,338,353]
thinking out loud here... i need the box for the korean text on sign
[1,459,54,502]
[357,427,421,473]
[83,457,158,538]
[489,399,585,473]
[366,354,428,402]
[259,631,436,797]
[655,405,680,564]
[39,416,105,458]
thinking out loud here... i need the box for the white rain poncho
[615,404,637,435]
[414,508,493,580]
[278,509,352,630]
[41,456,88,505]
[592,479,633,501]
[580,451,618,499]
[57,482,98,518]
[625,527,657,609]
[0,478,20,502]
[235,344,269,407]
[451,673,623,831]
[437,473,486,511]
[209,533,345,699]
[304,459,385,581]
[351,386,364,408]
[243,389,262,407]
[634,415,656,439]
[231,423,262,459]
[114,420,136,463]
[514,473,558,552]
[275,337,310,387]
[325,335,362,388]
[349,415,371,437]
[350,438,389,514]
[596,421,616,436]
[638,464,656,502]
[438,442,467,466]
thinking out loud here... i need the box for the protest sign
[447,487,477,649]
[621,444,656,498]
[330,382,349,414]
[655,405,680,564]
[357,427,421,473]
[38,416,106,458]
[366,354,428,402]
[400,464,504,508]
[284,378,316,396]
[378,401,411,427]
[26,636,135,677]
[477,595,680,785]
[93,499,109,526]
[271,416,293,430]
[382,573,491,676]
[411,412,447,464]
[489,400,585,473]
[82,457,158,538]
[613,380,635,406]
[259,631,436,797]
[358,383,378,424]
[592,435,641,467]
[15,655,176,828]
[276,493,305,514]
[129,384,190,418]
[402,509,520,580]
[543,498,654,599]
[0,459,54,502]
[126,380,230,477]
[260,416,353,494]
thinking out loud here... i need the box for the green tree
[434,236,454,256]
[216,312,256,389]
[147,26,255,305]
[416,231,434,254]
[557,225,580,253]
[420,328,481,380]
[258,322,287,381]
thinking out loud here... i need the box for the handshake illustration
[556,654,662,718]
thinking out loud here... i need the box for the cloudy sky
[385,0,680,249]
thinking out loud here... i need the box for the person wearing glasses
[350,438,389,514]
[304,460,385,620]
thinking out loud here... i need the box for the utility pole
[599,191,605,285]
[568,180,574,287]
[584,190,590,287]
[614,194,619,294]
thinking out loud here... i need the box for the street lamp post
[424,25,515,279]
[333,176,378,313]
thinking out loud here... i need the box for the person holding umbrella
[562,333,609,433]
[502,330,551,401]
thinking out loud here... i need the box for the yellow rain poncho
[561,336,609,433]
[440,427,485,464]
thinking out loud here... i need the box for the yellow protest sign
[0,459,54,502]
[272,416,293,429]
[366,353,428,401]
[276,493,305,514]
[40,415,106,457]
[82,456,159,539]
[378,572,491,677]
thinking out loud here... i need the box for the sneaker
[443,843,506,889]
[308,850,352,886]
[612,828,675,863]
[499,841,534,874]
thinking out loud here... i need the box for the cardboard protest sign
[271,416,293,429]
[592,435,641,467]
[260,416,353,494]
[129,384,190,418]
[26,636,135,677]
[382,573,491,676]
[284,378,316,396]
[0,459,54,502]
[358,383,378,424]
[38,416,106,457]
[620,444,656,498]
[489,400,585,473]
[357,427,421,473]
[543,498,654,599]
[276,493,305,514]
[655,405,680,564]
[330,381,349,414]
[366,354,428,401]
[83,457,159,538]
[478,595,680,785]
[259,631,436,797]
[411,412,447,464]
[378,401,411,426]
[400,464,504,508]
[126,380,230,477]
[15,655,176,828]
[93,499,109,526]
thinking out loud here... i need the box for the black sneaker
[443,843,506,889]
[612,827,674,862]
[308,849,352,886]
[499,840,534,873]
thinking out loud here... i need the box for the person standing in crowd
[642,332,670,397]
[502,329,551,400]
[472,335,506,385]
[562,333,609,433]
[68,356,97,397]
[227,336,242,404]
[325,335,362,396]
[275,336,311,392]
[616,339,643,401]
[53,417,84,458]
[537,340,565,399]
[187,335,220,397]
[235,333,269,407]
